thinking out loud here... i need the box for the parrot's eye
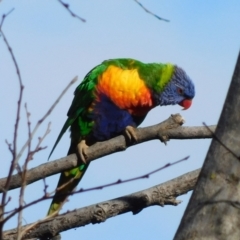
[177,88,184,95]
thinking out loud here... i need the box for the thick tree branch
[3,169,200,240]
[0,114,215,193]
[174,51,240,239]
[1,157,189,226]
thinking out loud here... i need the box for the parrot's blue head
[159,66,195,109]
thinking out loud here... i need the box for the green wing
[48,63,108,159]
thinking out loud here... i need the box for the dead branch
[6,156,189,239]
[2,156,189,226]
[3,168,200,240]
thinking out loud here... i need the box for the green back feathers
[136,62,174,93]
[102,58,175,93]
[152,63,174,92]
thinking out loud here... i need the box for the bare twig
[29,122,51,160]
[73,156,190,194]
[42,178,48,197]
[50,156,190,199]
[15,76,78,166]
[203,122,240,160]
[16,122,51,240]
[4,140,13,155]
[0,8,14,29]
[0,9,23,236]
[134,0,169,22]
[0,197,11,212]
[24,104,31,161]
[1,9,77,233]
[1,13,77,230]
[57,0,86,22]
[1,9,23,160]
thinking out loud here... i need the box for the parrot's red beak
[178,99,192,110]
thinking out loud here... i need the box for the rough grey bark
[0,115,215,193]
[174,51,240,240]
[3,169,200,240]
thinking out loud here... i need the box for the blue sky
[1,0,240,239]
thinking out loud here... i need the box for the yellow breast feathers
[97,65,153,114]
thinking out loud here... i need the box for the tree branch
[57,0,86,22]
[174,51,240,239]
[3,169,200,240]
[134,0,170,22]
[14,76,78,165]
[0,114,215,193]
[0,9,23,226]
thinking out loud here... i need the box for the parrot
[47,58,195,215]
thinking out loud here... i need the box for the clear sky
[1,0,240,239]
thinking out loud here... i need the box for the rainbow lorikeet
[47,58,195,215]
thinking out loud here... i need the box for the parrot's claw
[77,140,89,164]
[124,126,138,142]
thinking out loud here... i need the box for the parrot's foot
[124,126,138,142]
[77,140,89,163]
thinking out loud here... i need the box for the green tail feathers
[47,110,88,215]
[48,163,89,215]
[48,117,75,160]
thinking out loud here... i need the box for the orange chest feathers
[96,65,154,116]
